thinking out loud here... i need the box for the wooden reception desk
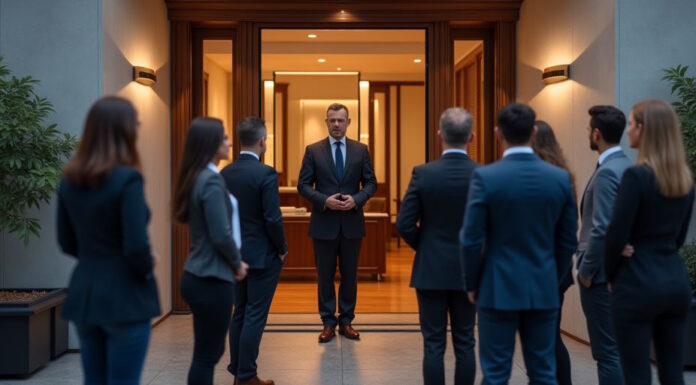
[281,212,388,279]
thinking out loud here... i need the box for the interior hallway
[3,313,695,385]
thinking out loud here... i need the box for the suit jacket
[396,152,479,290]
[184,167,242,283]
[605,165,695,286]
[460,153,578,310]
[576,151,632,284]
[297,137,377,240]
[57,166,161,324]
[221,153,288,269]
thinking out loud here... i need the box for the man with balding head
[396,107,479,385]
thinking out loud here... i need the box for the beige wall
[102,0,171,323]
[517,0,615,342]
[400,86,427,199]
[203,56,233,167]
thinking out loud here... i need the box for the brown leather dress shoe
[318,325,336,343]
[338,324,360,340]
[238,375,274,385]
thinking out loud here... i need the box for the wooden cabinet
[282,213,388,278]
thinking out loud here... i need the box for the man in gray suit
[576,105,631,385]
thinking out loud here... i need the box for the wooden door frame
[167,2,519,312]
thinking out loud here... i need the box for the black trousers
[181,271,234,385]
[313,236,362,327]
[228,256,283,381]
[556,292,572,385]
[416,289,476,385]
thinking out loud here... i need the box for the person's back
[461,103,577,385]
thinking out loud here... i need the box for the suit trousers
[556,292,572,385]
[416,289,476,385]
[477,307,558,385]
[181,272,234,385]
[228,256,284,381]
[579,283,623,385]
[313,236,362,327]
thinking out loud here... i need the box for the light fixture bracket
[133,66,157,86]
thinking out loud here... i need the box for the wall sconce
[133,66,157,86]
[542,65,570,84]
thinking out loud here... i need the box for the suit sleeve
[56,186,77,257]
[262,169,288,255]
[352,145,378,209]
[556,173,579,291]
[297,146,329,209]
[460,170,487,292]
[578,168,621,281]
[201,176,242,271]
[604,168,641,282]
[395,167,422,250]
[120,173,154,280]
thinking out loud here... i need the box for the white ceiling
[203,30,481,77]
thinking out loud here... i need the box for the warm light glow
[413,58,422,64]
[274,71,359,76]
[307,34,317,39]
[264,80,275,88]
[337,67,342,71]
[359,80,370,88]
[340,10,346,14]
[133,66,157,86]
[317,58,327,63]
[542,65,570,84]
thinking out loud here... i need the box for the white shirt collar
[503,146,534,158]
[442,149,468,156]
[206,162,219,173]
[240,150,260,160]
[329,136,346,146]
[598,146,622,165]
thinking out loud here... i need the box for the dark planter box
[0,288,67,375]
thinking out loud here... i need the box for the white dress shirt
[329,136,347,167]
[207,162,242,248]
[442,148,468,156]
[240,150,260,160]
[598,146,622,165]
[502,146,534,158]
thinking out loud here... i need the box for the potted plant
[0,56,77,375]
[663,64,696,367]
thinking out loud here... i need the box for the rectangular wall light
[542,65,569,84]
[133,66,157,86]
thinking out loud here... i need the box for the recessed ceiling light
[413,58,422,64]
[337,67,342,71]
[317,58,327,63]
[307,34,317,39]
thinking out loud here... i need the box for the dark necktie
[335,141,344,181]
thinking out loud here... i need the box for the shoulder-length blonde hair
[633,99,693,197]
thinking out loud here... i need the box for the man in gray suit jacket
[576,105,631,385]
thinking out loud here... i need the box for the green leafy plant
[664,65,696,294]
[0,56,77,245]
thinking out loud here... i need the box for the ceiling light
[307,34,317,39]
[337,67,342,71]
[317,58,327,63]
[413,58,422,64]
[340,10,346,14]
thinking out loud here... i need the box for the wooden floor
[270,239,418,313]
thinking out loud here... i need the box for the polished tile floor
[2,314,695,384]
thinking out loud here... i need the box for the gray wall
[0,0,101,289]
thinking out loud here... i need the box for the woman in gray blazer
[172,117,249,385]
[57,96,160,385]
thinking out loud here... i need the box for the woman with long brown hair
[532,120,576,385]
[57,96,160,384]
[605,100,694,384]
[172,117,248,385]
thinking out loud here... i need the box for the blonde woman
[605,100,694,384]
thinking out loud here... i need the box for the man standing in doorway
[221,117,288,385]
[396,107,479,385]
[297,103,377,343]
[576,105,630,385]
[460,103,578,385]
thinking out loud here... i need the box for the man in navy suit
[396,107,479,385]
[576,106,630,385]
[297,103,377,342]
[221,117,288,385]
[460,103,578,385]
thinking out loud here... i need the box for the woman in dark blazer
[605,99,694,385]
[172,117,248,385]
[57,96,161,385]
[532,120,577,385]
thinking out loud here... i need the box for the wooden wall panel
[427,21,452,161]
[494,21,516,160]
[232,21,260,156]
[171,21,192,313]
